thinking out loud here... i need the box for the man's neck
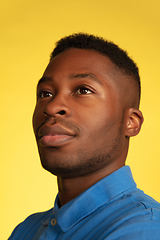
[57,163,124,207]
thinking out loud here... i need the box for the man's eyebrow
[37,73,103,86]
[37,77,53,87]
[69,73,102,85]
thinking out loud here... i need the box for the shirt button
[51,218,57,226]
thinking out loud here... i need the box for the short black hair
[50,33,141,102]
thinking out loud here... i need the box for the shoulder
[8,208,53,239]
[102,189,160,239]
[127,188,160,221]
[103,219,160,240]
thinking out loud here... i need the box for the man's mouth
[40,135,74,147]
[38,124,76,147]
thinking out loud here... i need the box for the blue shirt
[9,166,160,239]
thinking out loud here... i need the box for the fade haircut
[50,33,141,104]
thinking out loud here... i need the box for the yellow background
[1,0,160,239]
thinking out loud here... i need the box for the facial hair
[41,113,125,178]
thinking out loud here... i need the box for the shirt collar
[54,166,136,232]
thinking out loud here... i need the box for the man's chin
[41,163,86,178]
[40,153,112,178]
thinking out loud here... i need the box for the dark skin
[33,48,143,206]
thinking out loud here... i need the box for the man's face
[33,48,127,178]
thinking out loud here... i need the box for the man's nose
[43,93,72,117]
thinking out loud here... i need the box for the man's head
[33,33,143,178]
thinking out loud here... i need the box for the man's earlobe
[125,108,144,137]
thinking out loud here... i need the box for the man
[9,33,160,239]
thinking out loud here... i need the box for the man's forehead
[42,48,119,80]
[48,48,115,68]
[39,48,132,93]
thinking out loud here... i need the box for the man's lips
[38,124,76,147]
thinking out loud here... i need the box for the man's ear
[125,108,144,137]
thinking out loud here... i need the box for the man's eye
[75,87,92,95]
[39,91,53,98]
